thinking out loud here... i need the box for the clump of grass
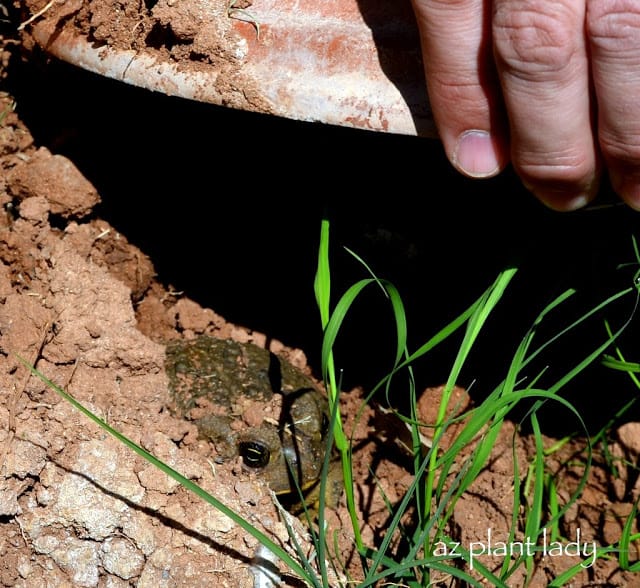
[311,219,640,586]
[19,220,640,587]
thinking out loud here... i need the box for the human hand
[411,0,640,211]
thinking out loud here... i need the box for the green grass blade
[17,355,315,585]
[522,413,545,579]
[618,499,639,570]
[314,218,332,327]
[547,544,620,586]
[601,356,640,372]
[423,269,518,543]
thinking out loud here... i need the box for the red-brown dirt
[2,3,640,586]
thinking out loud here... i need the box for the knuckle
[427,70,493,115]
[599,131,640,166]
[493,4,582,76]
[514,149,594,186]
[429,70,485,99]
[587,0,640,52]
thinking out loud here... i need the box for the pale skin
[410,0,640,211]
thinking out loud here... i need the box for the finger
[493,0,599,211]
[411,0,510,178]
[587,0,640,210]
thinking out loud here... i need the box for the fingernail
[524,182,593,212]
[610,171,640,211]
[452,130,501,178]
[549,194,591,212]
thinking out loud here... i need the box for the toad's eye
[239,441,271,469]
[321,412,330,436]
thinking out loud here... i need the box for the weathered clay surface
[22,0,435,136]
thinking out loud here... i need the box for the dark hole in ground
[7,47,640,436]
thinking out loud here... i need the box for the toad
[165,336,336,508]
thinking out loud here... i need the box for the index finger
[411,0,509,177]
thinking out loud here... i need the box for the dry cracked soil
[2,2,640,586]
